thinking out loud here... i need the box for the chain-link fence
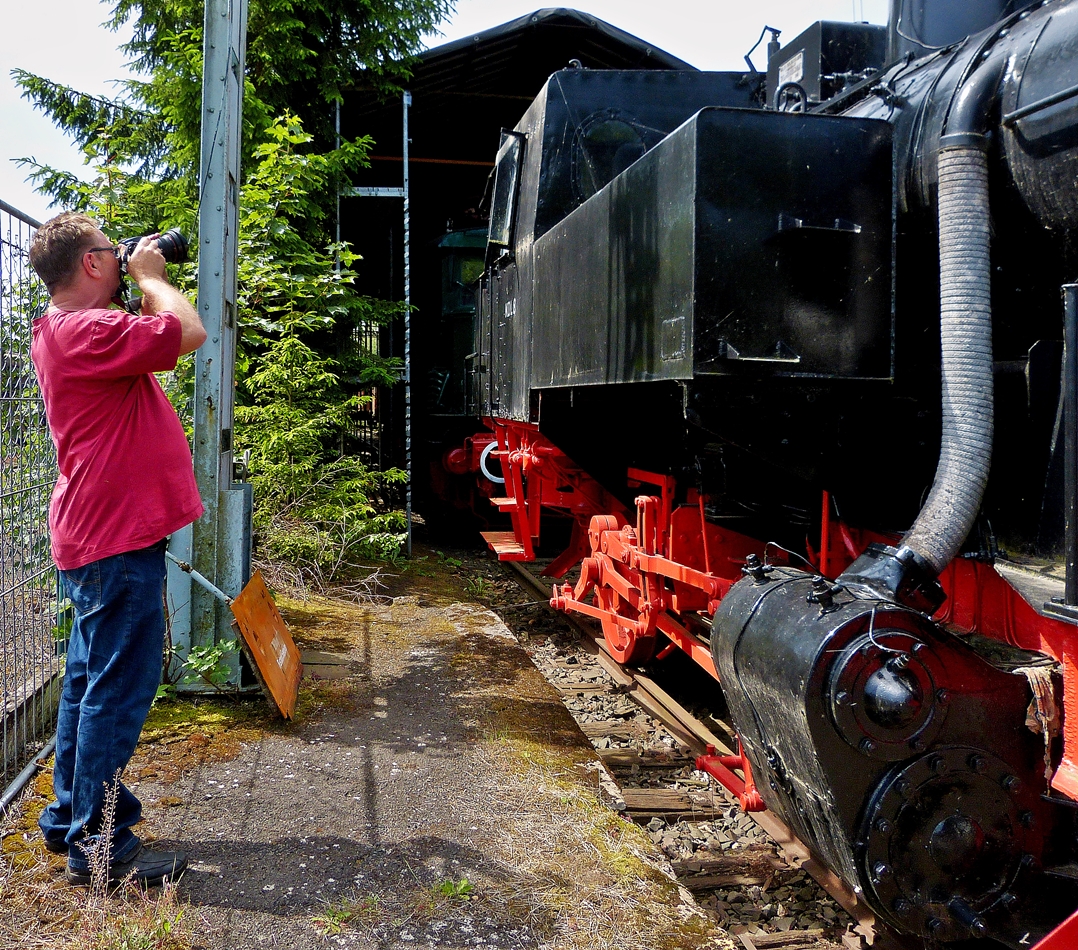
[0,199,62,793]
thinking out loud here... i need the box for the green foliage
[157,637,239,699]
[92,908,187,950]
[312,893,382,935]
[18,0,455,182]
[85,880,189,949]
[465,575,489,599]
[51,597,75,642]
[233,115,408,572]
[11,71,171,181]
[180,637,239,689]
[110,0,455,147]
[433,877,474,901]
[234,113,396,344]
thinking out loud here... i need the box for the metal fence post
[403,90,412,557]
[168,0,252,686]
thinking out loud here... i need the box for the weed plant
[0,771,198,950]
[86,770,123,901]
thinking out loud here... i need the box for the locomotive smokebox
[711,567,1055,944]
[1000,1,1078,230]
[891,0,1078,231]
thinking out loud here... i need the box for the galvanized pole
[403,90,412,556]
[168,0,252,685]
[1065,284,1078,606]
[337,94,411,556]
[335,100,341,266]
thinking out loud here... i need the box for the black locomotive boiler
[454,1,1078,945]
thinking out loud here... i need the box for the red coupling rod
[695,743,766,812]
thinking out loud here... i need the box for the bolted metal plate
[860,746,1039,941]
[828,626,946,760]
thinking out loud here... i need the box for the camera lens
[115,229,189,273]
[155,229,189,264]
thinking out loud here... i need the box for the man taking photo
[29,211,206,886]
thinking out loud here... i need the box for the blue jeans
[39,540,167,870]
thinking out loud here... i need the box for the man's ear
[81,250,103,280]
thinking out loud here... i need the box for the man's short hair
[29,212,101,295]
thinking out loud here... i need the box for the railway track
[497,559,928,950]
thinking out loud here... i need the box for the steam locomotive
[448,1,1078,944]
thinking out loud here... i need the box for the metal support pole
[169,0,252,686]
[1045,284,1078,624]
[403,90,412,557]
[335,100,341,266]
[1065,285,1078,605]
[338,93,411,556]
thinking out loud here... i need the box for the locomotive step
[488,496,523,508]
[480,530,529,559]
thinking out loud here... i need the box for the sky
[1,0,888,224]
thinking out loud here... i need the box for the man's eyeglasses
[87,245,120,260]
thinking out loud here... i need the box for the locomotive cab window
[488,130,525,251]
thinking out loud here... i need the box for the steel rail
[504,559,909,950]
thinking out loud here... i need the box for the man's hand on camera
[124,234,168,287]
[120,234,206,354]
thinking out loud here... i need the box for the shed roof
[420,7,695,80]
[347,8,695,123]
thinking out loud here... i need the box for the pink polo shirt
[31,307,204,570]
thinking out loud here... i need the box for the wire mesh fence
[0,199,62,792]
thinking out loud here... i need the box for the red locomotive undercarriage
[453,417,1078,827]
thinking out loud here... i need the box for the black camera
[110,228,190,313]
[117,228,189,269]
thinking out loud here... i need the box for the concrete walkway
[129,593,729,950]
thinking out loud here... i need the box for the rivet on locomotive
[448,1,1078,944]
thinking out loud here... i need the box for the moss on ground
[133,695,274,784]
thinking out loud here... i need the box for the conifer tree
[13,0,452,576]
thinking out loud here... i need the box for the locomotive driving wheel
[593,558,658,664]
[586,515,659,665]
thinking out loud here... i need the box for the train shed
[337,9,698,520]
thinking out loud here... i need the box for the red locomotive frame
[466,417,1078,826]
